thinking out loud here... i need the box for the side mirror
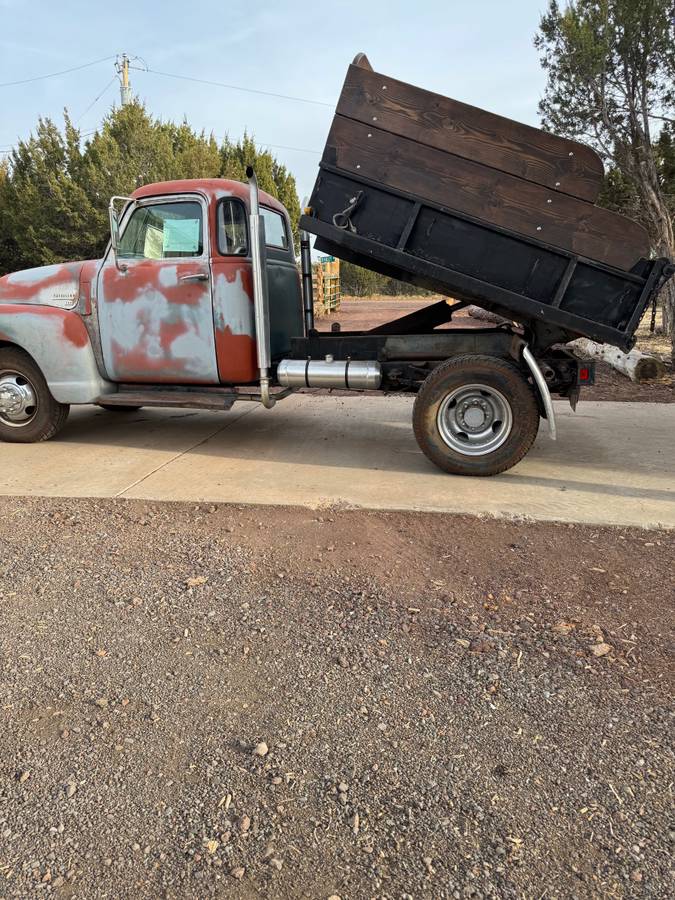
[108,196,135,271]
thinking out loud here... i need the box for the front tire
[413,355,540,476]
[0,348,69,443]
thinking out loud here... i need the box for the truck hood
[0,260,99,309]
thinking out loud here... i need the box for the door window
[118,201,204,260]
[217,199,248,255]
[261,208,289,249]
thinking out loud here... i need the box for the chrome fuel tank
[277,356,381,390]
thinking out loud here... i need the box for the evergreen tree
[0,105,301,273]
[219,133,301,247]
[0,115,97,269]
[535,0,675,350]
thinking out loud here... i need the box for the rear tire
[413,355,540,476]
[0,348,69,443]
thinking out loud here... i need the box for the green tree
[657,124,675,218]
[0,114,97,270]
[162,121,221,181]
[535,0,675,355]
[339,261,432,297]
[79,103,194,258]
[219,133,301,247]
[0,158,14,274]
[0,104,301,273]
[339,261,383,297]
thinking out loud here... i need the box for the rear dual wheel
[413,355,540,476]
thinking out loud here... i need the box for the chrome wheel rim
[437,383,512,456]
[0,370,39,427]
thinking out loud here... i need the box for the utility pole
[116,54,132,106]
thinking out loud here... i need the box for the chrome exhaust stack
[246,166,275,409]
[300,197,315,335]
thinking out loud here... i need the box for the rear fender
[0,305,114,403]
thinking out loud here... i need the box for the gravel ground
[0,498,673,899]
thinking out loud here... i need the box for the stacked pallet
[313,255,341,315]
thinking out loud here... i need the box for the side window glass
[217,200,248,255]
[118,201,203,260]
[261,208,288,249]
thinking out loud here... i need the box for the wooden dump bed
[301,54,673,351]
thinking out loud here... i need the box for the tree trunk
[466,305,510,325]
[567,338,666,382]
[659,269,675,345]
[632,161,675,363]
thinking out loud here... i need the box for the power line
[259,142,321,155]
[1,52,326,158]
[0,54,117,89]
[0,129,97,156]
[210,134,321,155]
[143,67,334,108]
[0,131,321,158]
[75,76,117,124]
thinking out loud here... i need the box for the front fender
[0,305,114,403]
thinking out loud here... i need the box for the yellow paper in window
[144,224,164,260]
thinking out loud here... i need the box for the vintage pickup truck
[0,54,672,475]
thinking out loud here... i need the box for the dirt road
[1,497,673,898]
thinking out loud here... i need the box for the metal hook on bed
[333,191,364,232]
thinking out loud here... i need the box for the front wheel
[413,355,540,476]
[0,348,70,443]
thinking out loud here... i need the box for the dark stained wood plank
[337,64,604,202]
[324,115,649,271]
[352,52,373,71]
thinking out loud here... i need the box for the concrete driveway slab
[0,395,672,527]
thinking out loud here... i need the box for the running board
[97,390,237,411]
[96,384,294,411]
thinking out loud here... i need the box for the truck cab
[0,175,304,439]
[99,179,302,386]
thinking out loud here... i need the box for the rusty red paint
[0,303,89,348]
[79,282,92,315]
[132,178,286,220]
[212,259,257,383]
[79,261,99,282]
[101,263,208,306]
[100,266,146,303]
[214,328,257,384]
[61,313,89,348]
[158,319,191,348]
[159,273,210,307]
[0,263,81,303]
[108,337,213,384]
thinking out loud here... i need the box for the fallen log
[466,305,510,325]
[467,306,665,382]
[567,338,666,383]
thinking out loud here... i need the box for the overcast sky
[0,0,550,202]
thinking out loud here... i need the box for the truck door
[97,196,219,383]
